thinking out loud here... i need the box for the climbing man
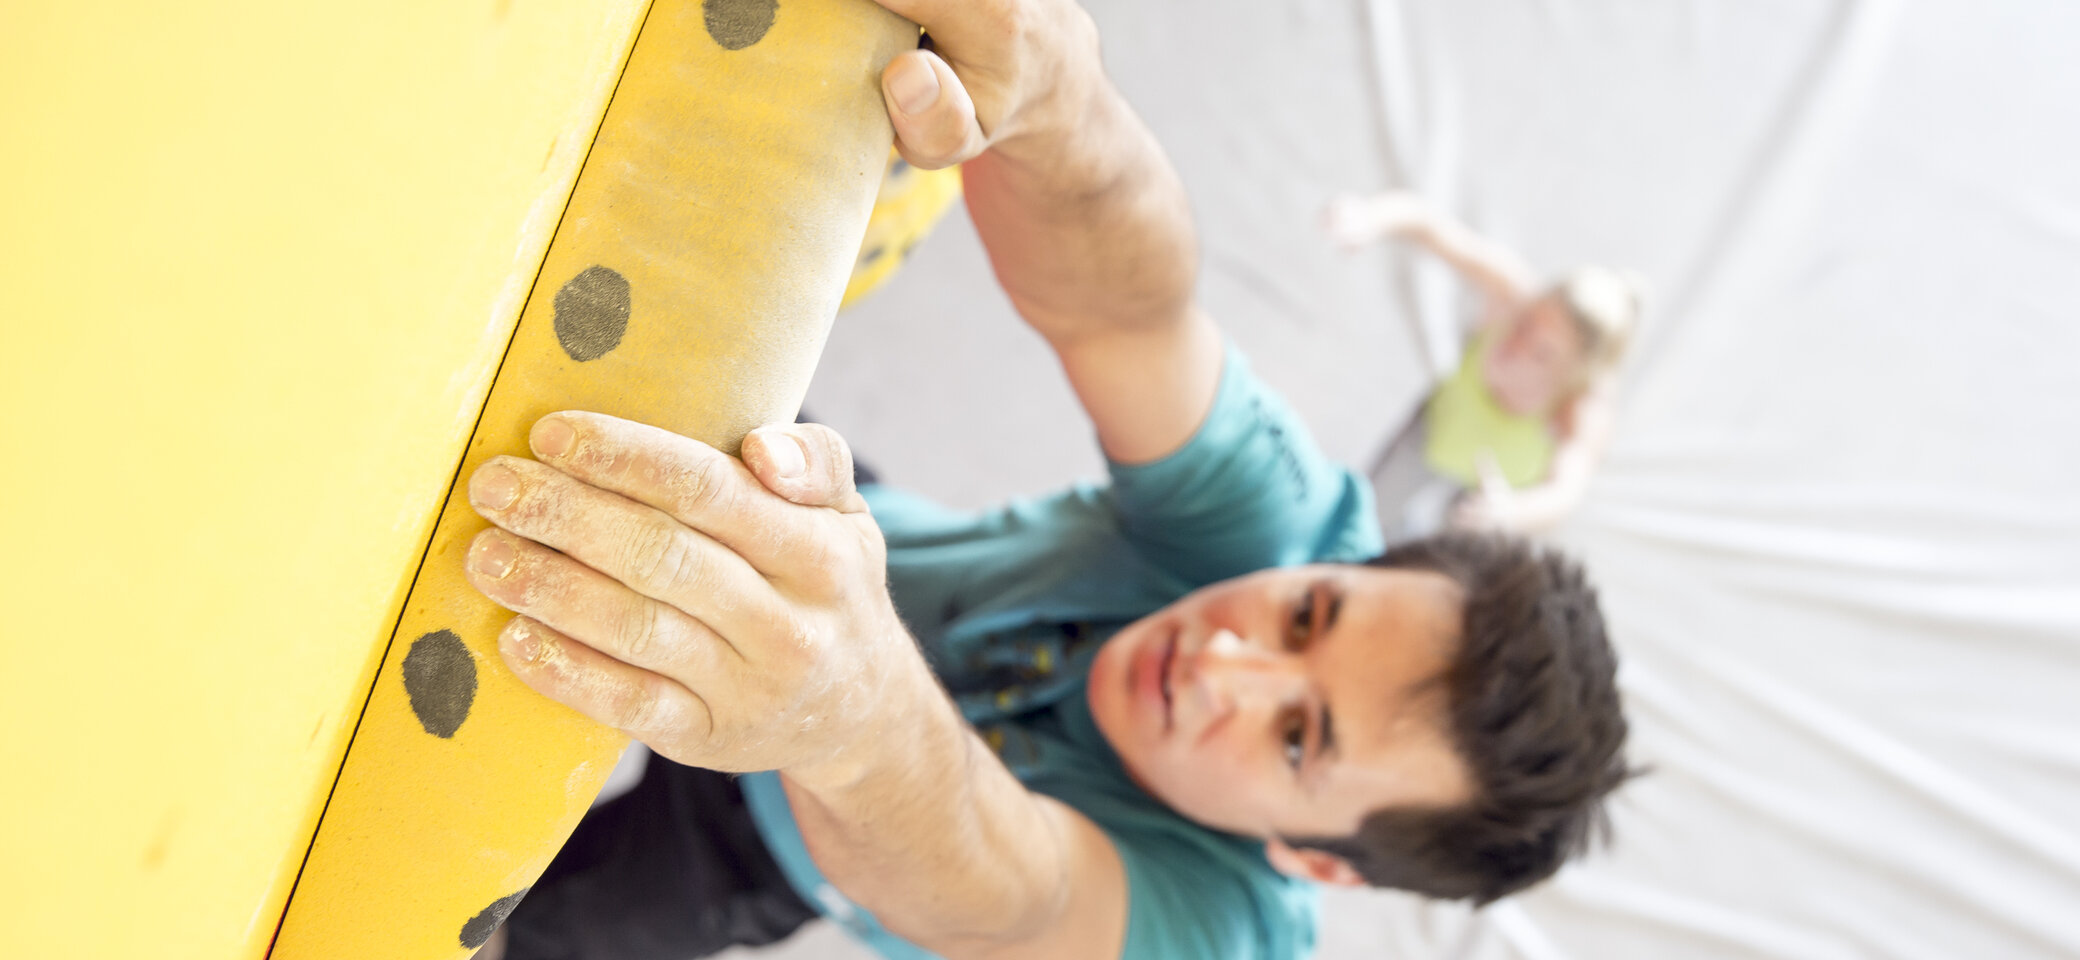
[469,0,1633,956]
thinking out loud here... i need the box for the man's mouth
[1158,628,1178,730]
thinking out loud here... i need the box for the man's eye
[1287,591,1316,649]
[1282,713,1306,772]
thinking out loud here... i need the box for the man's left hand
[462,412,922,778]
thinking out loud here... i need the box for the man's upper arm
[1096,334,1384,586]
[1051,307,1226,465]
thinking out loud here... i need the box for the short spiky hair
[1291,532,1635,903]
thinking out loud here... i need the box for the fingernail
[470,463,519,511]
[533,417,576,459]
[502,618,543,663]
[890,55,940,115]
[470,533,517,579]
[767,434,807,479]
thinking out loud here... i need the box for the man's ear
[1264,839,1365,887]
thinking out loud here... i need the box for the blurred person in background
[1327,191,1641,541]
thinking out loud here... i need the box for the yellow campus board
[0,1,936,957]
[0,3,652,955]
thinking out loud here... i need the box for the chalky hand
[461,412,921,777]
[870,0,1104,170]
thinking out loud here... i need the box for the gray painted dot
[460,888,530,949]
[703,0,777,50]
[552,265,630,362]
[401,629,476,739]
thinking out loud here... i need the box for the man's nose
[1192,629,1307,711]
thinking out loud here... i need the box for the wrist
[984,4,1108,166]
[978,76,1139,202]
[783,659,962,796]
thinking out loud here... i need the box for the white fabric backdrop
[751,2,2080,957]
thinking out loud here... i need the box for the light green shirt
[1423,333,1556,487]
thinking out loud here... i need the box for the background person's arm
[1326,190,1536,329]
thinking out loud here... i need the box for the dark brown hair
[1291,532,1636,903]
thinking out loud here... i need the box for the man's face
[1086,564,1475,850]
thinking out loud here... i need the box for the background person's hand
[870,0,1103,169]
[1449,452,1519,531]
[462,413,928,780]
[1323,190,1430,250]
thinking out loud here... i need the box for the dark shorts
[1367,406,1465,544]
[500,757,817,960]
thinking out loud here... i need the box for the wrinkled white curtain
[1320,2,2080,958]
[795,2,2080,958]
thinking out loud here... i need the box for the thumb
[742,422,869,515]
[881,48,986,169]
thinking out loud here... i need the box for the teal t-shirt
[741,343,1384,960]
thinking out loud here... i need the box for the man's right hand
[869,0,1217,467]
[870,0,1103,170]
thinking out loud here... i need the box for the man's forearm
[961,84,1199,347]
[779,664,1080,956]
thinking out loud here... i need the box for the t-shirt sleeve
[1106,825,1318,960]
[1105,341,1383,585]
